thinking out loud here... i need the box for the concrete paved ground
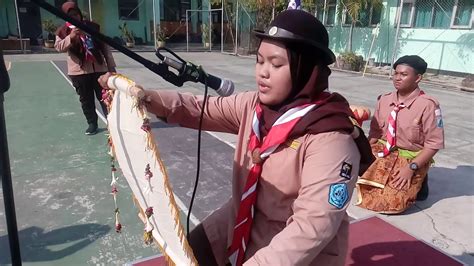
[2,52,473,265]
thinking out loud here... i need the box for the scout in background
[356,55,445,214]
[55,1,116,135]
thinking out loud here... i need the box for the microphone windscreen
[216,79,234,97]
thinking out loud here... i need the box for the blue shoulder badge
[328,183,349,209]
[435,108,443,128]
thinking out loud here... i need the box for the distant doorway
[17,0,42,45]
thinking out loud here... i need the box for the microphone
[161,56,234,97]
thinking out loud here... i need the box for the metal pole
[234,1,238,55]
[153,0,157,50]
[221,0,224,53]
[322,0,327,24]
[1,48,22,266]
[390,0,404,78]
[186,10,189,52]
[272,0,275,20]
[88,0,92,20]
[13,0,24,53]
[363,24,380,77]
[208,1,212,51]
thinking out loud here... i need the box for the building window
[370,6,383,25]
[342,8,353,25]
[163,0,197,22]
[343,4,382,27]
[414,0,454,28]
[118,0,139,21]
[451,0,473,28]
[399,0,415,27]
[324,0,337,26]
[315,3,324,22]
[180,0,191,21]
[432,0,454,28]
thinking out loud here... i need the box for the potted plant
[42,19,57,48]
[201,23,211,48]
[155,25,168,48]
[119,22,135,48]
[337,52,364,72]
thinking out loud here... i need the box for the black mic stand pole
[0,47,22,265]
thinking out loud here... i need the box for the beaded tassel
[143,207,154,245]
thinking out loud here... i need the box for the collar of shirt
[390,87,421,108]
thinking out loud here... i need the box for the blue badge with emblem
[436,117,443,128]
[328,183,349,209]
[340,162,352,179]
[435,108,443,128]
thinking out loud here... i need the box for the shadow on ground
[404,165,474,213]
[349,240,464,266]
[0,223,110,264]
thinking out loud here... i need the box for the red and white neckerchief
[378,90,425,158]
[80,35,96,62]
[65,22,95,62]
[378,103,405,157]
[227,97,327,266]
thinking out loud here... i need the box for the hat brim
[253,30,336,65]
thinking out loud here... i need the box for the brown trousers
[356,143,429,214]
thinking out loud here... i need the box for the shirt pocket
[378,119,385,129]
[407,124,422,144]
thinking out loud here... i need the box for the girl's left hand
[390,166,414,190]
[98,72,115,90]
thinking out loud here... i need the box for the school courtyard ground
[0,51,473,265]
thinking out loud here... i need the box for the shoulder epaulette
[419,93,440,106]
[377,92,391,101]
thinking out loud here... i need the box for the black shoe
[85,124,98,135]
[416,177,429,201]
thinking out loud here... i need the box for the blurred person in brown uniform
[55,1,116,135]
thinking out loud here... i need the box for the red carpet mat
[130,216,464,265]
[345,216,464,266]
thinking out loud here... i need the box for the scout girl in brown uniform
[100,10,373,265]
[55,2,116,135]
[356,55,445,214]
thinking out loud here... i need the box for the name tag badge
[285,139,300,150]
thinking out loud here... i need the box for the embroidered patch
[340,162,352,179]
[328,183,349,209]
[435,108,443,128]
[285,139,300,150]
[436,117,444,128]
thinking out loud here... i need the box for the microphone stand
[1,47,22,265]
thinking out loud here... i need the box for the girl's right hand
[69,28,80,39]
[98,72,146,100]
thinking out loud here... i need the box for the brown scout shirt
[369,88,445,151]
[55,35,116,76]
[148,90,361,265]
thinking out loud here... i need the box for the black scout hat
[393,55,428,74]
[254,9,336,65]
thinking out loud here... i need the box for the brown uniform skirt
[356,143,429,214]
